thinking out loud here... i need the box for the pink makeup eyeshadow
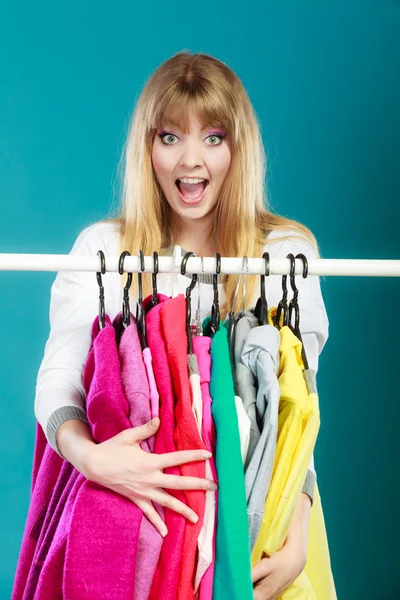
[209,128,227,135]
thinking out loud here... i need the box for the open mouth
[174,179,210,204]
[175,179,210,193]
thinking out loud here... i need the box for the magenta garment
[115,312,164,600]
[33,469,83,600]
[143,346,160,421]
[192,335,218,600]
[12,423,66,600]
[143,294,187,600]
[63,313,143,599]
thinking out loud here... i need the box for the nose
[179,138,205,169]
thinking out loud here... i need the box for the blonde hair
[96,50,320,319]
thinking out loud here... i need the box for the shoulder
[69,220,121,255]
[263,227,318,260]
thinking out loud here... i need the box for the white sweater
[34,221,329,480]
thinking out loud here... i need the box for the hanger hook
[275,253,291,329]
[181,252,198,354]
[137,250,145,307]
[292,253,310,369]
[211,252,221,333]
[96,250,106,330]
[254,252,270,326]
[181,251,198,292]
[151,251,159,307]
[287,254,300,331]
[296,253,308,278]
[136,250,148,347]
[118,251,132,328]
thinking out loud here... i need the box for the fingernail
[161,526,168,537]
[202,452,212,459]
[191,514,199,523]
[209,482,217,490]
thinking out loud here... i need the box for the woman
[34,51,329,599]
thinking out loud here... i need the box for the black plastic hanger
[118,251,132,329]
[181,251,198,354]
[254,252,270,325]
[210,253,221,334]
[274,253,294,329]
[96,250,106,330]
[145,251,159,313]
[136,250,148,348]
[288,253,309,369]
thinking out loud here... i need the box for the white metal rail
[0,252,400,277]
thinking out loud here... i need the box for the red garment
[144,294,187,600]
[160,295,207,600]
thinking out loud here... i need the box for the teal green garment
[203,317,254,600]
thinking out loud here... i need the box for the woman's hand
[82,417,217,537]
[251,492,311,600]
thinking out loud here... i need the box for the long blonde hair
[96,50,320,319]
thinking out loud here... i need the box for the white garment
[34,221,329,476]
[234,395,251,465]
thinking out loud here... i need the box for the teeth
[178,177,206,184]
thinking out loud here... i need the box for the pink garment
[34,469,83,600]
[192,334,218,600]
[63,313,143,599]
[143,346,160,420]
[115,312,164,600]
[13,313,144,600]
[144,294,187,600]
[12,425,64,600]
[188,352,215,594]
[161,296,207,600]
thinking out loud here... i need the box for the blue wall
[1,1,399,597]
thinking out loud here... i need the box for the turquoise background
[1,1,399,598]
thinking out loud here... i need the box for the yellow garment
[252,308,337,599]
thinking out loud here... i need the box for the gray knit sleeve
[46,406,90,460]
[301,469,316,506]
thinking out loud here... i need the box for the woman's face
[151,114,231,226]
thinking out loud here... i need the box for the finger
[158,473,217,492]
[251,557,273,583]
[156,449,212,470]
[148,488,199,523]
[130,418,160,444]
[133,496,168,538]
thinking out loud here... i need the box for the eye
[157,132,226,146]
[206,134,226,145]
[158,132,179,145]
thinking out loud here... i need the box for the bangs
[152,89,233,135]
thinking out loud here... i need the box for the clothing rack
[0,248,399,277]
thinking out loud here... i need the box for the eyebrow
[160,123,221,132]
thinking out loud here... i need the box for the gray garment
[241,324,281,550]
[234,313,315,519]
[233,310,260,470]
